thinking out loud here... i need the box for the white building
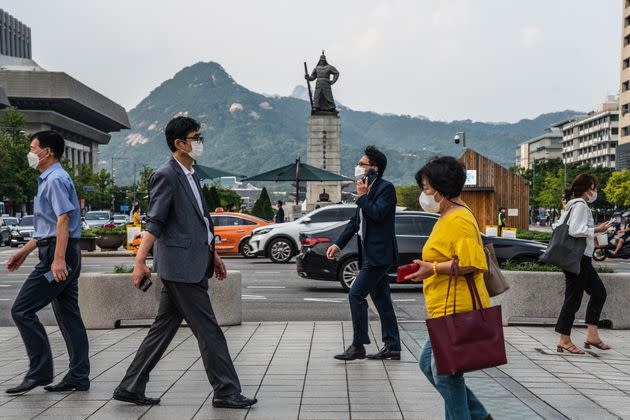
[557,97,619,169]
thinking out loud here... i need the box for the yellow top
[133,211,141,227]
[422,207,490,319]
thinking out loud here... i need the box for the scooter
[592,225,630,261]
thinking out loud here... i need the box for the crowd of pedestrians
[4,118,612,419]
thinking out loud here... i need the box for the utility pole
[132,161,138,203]
[110,156,115,213]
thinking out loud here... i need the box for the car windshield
[19,216,33,227]
[4,218,18,225]
[86,212,109,220]
[113,215,126,220]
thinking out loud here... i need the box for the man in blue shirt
[5,130,89,394]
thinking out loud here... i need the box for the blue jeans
[419,339,488,420]
[348,265,400,351]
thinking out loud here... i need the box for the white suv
[248,204,357,263]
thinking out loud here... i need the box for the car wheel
[592,248,607,262]
[239,239,257,259]
[338,257,360,292]
[268,238,294,263]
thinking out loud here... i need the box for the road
[0,247,628,327]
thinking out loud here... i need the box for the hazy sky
[8,0,622,122]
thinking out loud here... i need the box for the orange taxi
[210,211,270,258]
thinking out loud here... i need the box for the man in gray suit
[113,117,257,409]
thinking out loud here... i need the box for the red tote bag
[426,259,507,376]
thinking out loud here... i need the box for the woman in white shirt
[555,174,612,354]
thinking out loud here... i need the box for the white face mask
[419,191,442,213]
[587,190,597,203]
[180,141,203,161]
[27,151,41,169]
[354,165,365,179]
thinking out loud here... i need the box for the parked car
[0,225,10,247]
[1,216,20,230]
[84,210,112,228]
[10,215,35,247]
[112,214,129,226]
[210,212,271,257]
[248,204,358,263]
[296,211,548,291]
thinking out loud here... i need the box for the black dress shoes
[6,378,52,394]
[113,387,161,406]
[212,393,258,408]
[367,347,401,360]
[334,345,366,361]
[44,381,90,392]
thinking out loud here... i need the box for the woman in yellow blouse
[132,204,141,227]
[405,156,492,420]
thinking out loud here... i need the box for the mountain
[102,61,581,186]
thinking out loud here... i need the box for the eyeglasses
[181,136,204,143]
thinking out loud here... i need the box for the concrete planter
[78,272,242,329]
[95,234,125,251]
[491,271,629,329]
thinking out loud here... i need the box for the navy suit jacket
[334,177,398,268]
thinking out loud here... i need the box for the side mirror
[301,217,311,224]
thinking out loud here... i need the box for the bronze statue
[304,51,339,114]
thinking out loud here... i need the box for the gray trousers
[118,278,241,397]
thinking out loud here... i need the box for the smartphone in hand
[43,266,72,283]
[139,275,153,292]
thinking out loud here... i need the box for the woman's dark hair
[364,145,387,178]
[165,116,200,152]
[133,204,140,213]
[415,156,466,199]
[563,173,597,201]
[30,130,64,159]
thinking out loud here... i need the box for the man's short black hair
[30,130,64,159]
[499,207,506,212]
[415,156,466,199]
[277,200,283,206]
[165,116,201,152]
[364,145,387,178]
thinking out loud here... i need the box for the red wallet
[397,263,420,283]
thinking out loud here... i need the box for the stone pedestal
[306,114,341,204]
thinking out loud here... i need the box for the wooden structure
[459,149,529,232]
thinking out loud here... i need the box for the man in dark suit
[113,117,256,409]
[275,201,285,223]
[326,146,401,361]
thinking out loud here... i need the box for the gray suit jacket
[145,157,214,283]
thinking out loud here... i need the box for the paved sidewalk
[0,322,629,419]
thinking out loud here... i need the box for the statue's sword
[303,62,314,108]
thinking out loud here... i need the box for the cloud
[521,26,543,48]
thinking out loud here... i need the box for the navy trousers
[11,239,90,386]
[349,264,401,351]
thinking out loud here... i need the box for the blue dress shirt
[33,162,81,239]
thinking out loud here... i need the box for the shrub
[501,260,613,273]
[81,229,97,238]
[516,229,552,241]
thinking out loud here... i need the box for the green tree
[604,169,630,207]
[0,109,37,213]
[218,188,242,210]
[202,185,222,211]
[92,169,113,210]
[537,169,564,209]
[136,165,155,209]
[396,185,421,210]
[251,187,274,220]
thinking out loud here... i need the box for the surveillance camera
[454,135,460,145]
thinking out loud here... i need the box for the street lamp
[454,131,467,149]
